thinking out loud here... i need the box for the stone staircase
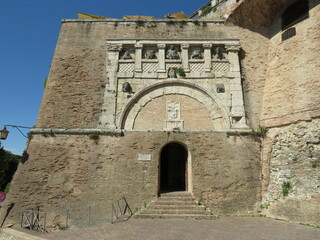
[135,191,216,220]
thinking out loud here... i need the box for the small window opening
[282,27,297,41]
[282,0,309,30]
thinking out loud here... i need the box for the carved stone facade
[100,40,248,131]
[1,0,319,228]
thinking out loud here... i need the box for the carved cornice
[203,43,212,49]
[106,43,122,52]
[225,45,241,52]
[157,43,166,49]
[135,43,143,49]
[181,44,190,49]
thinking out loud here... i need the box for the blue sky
[1,0,209,155]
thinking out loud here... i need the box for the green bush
[175,67,186,77]
[282,181,292,197]
[0,147,21,192]
[201,6,217,16]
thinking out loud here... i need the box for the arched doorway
[160,142,187,192]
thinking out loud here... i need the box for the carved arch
[119,80,231,130]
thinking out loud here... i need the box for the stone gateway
[1,0,319,227]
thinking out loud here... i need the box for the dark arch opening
[282,0,309,30]
[160,142,187,192]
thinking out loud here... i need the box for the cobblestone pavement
[44,217,320,240]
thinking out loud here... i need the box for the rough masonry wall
[37,20,269,129]
[261,1,320,127]
[2,132,260,226]
[37,23,107,128]
[261,119,320,225]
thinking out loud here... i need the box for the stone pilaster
[226,44,241,72]
[226,44,248,129]
[135,42,143,73]
[203,44,212,72]
[99,43,122,129]
[181,44,190,72]
[157,43,166,73]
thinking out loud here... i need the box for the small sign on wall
[138,154,151,161]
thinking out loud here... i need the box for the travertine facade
[1,0,319,227]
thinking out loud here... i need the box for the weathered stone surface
[261,119,320,225]
[260,0,320,127]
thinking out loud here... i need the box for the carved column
[181,44,190,72]
[226,44,248,129]
[135,42,143,72]
[99,43,122,129]
[157,43,166,73]
[226,44,241,72]
[203,44,212,72]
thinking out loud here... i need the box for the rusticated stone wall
[260,119,320,225]
[2,132,260,225]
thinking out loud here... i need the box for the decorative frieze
[212,61,229,72]
[115,41,241,75]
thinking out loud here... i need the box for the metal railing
[21,208,47,233]
[20,197,132,233]
[111,197,132,224]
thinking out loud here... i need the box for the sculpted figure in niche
[215,46,225,60]
[166,45,180,59]
[121,50,132,60]
[168,68,176,78]
[144,49,156,59]
[191,49,203,59]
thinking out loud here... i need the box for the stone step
[140,209,207,215]
[160,191,193,197]
[148,205,205,210]
[150,198,197,205]
[135,191,213,220]
[157,196,194,201]
[135,214,217,220]
[150,201,196,206]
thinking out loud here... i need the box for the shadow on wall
[0,203,14,228]
[227,0,319,38]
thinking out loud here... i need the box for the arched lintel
[119,80,231,129]
[159,140,188,154]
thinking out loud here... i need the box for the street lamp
[0,127,9,140]
[0,125,32,140]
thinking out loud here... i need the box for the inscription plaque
[139,154,152,161]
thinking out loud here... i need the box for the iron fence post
[31,209,34,230]
[88,206,92,227]
[111,204,114,224]
[43,213,47,233]
[20,211,23,228]
[66,210,69,229]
